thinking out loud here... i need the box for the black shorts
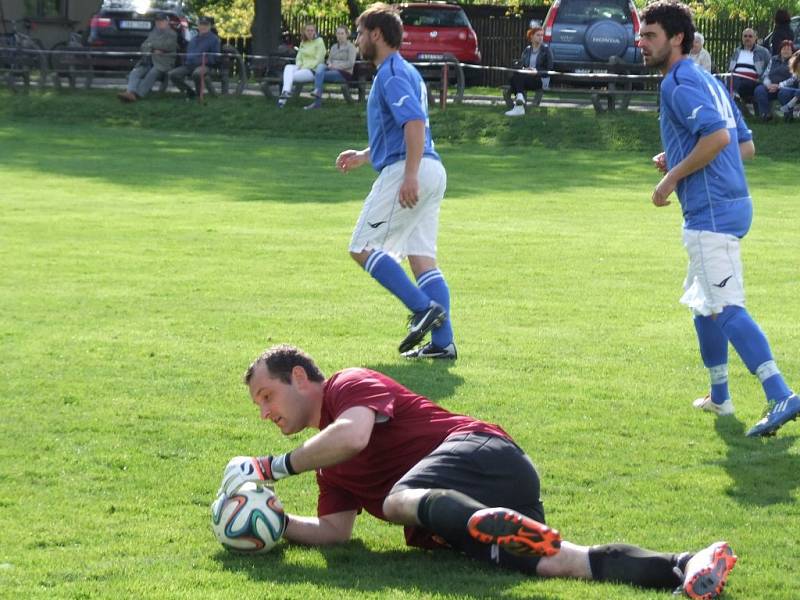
[391,432,546,573]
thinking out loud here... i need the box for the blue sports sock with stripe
[716,306,793,402]
[365,250,430,313]
[417,268,453,347]
[693,315,730,404]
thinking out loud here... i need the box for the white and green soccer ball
[211,482,287,553]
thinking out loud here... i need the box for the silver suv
[542,0,642,69]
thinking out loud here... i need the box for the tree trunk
[251,0,281,56]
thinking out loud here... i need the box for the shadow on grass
[3,99,794,206]
[360,361,464,404]
[0,120,649,201]
[711,416,799,506]
[215,540,552,599]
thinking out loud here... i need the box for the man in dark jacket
[169,16,221,98]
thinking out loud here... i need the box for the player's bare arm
[336,148,371,173]
[398,120,425,208]
[289,406,377,472]
[652,128,729,207]
[284,510,358,545]
[739,140,755,160]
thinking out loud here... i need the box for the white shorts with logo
[680,229,746,316]
[349,157,447,261]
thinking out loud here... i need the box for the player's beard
[360,37,376,62]
[643,42,671,71]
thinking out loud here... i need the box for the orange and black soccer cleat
[467,507,562,557]
[682,541,737,599]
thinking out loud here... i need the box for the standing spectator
[505,26,554,117]
[727,28,771,114]
[117,13,177,103]
[277,22,326,107]
[777,50,800,121]
[169,16,221,99]
[305,26,358,110]
[770,9,795,56]
[689,32,712,72]
[753,40,796,121]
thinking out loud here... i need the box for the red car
[398,2,481,81]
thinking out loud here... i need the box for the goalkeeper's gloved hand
[218,453,296,495]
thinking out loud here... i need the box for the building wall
[2,0,100,48]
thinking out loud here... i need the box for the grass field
[1,92,799,599]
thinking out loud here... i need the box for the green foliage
[690,0,800,22]
[282,0,351,19]
[199,0,255,37]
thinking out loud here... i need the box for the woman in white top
[689,32,712,72]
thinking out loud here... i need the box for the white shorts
[680,229,745,316]
[349,157,446,261]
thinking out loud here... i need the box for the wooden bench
[258,58,374,104]
[500,62,660,113]
[501,79,659,112]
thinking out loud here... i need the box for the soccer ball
[211,482,287,553]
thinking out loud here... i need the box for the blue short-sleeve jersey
[367,52,440,172]
[660,59,753,237]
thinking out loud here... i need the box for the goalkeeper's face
[248,363,314,435]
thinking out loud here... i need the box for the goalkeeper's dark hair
[640,1,695,55]
[357,2,403,49]
[244,344,325,385]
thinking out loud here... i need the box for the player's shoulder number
[704,81,737,129]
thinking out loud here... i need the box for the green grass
[1,92,799,599]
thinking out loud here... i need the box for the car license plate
[120,20,151,30]
[417,53,445,60]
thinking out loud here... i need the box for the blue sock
[693,316,730,404]
[417,268,453,347]
[717,306,793,402]
[364,251,430,313]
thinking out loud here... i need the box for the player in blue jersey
[639,1,800,437]
[335,3,456,359]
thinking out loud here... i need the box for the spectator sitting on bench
[689,32,712,72]
[305,25,358,110]
[169,16,220,99]
[727,27,770,116]
[776,50,800,122]
[278,22,326,108]
[505,26,554,117]
[753,40,797,122]
[117,13,177,103]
